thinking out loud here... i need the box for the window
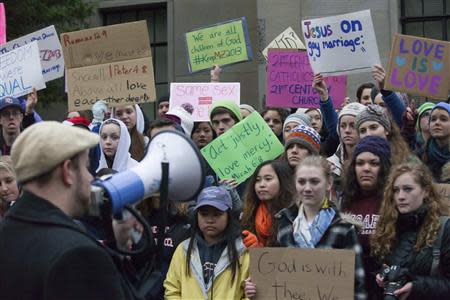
[401,0,449,40]
[101,4,168,115]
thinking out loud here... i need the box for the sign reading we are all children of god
[201,112,284,184]
[302,10,380,76]
[185,17,253,73]
[61,21,156,111]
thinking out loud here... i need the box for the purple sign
[266,49,347,108]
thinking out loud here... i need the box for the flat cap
[11,121,99,182]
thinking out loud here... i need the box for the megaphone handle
[155,162,170,261]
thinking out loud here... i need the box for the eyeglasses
[0,110,22,118]
[421,111,431,119]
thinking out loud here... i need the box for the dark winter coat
[380,207,450,300]
[0,191,137,300]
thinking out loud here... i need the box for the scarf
[428,138,450,165]
[292,198,336,248]
[255,202,272,244]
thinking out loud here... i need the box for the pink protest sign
[170,82,240,121]
[0,3,5,45]
[266,49,347,108]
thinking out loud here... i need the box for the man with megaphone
[0,121,142,300]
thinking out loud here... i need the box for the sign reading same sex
[201,112,284,184]
[302,10,380,76]
[185,17,253,73]
[0,41,46,98]
[266,49,347,108]
[0,25,64,82]
[385,34,449,100]
[170,82,240,121]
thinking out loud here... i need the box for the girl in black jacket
[371,161,450,299]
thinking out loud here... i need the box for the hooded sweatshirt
[97,118,138,173]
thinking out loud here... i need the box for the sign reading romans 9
[0,41,46,98]
[266,49,347,108]
[170,82,240,121]
[0,25,65,82]
[385,34,449,100]
[302,10,380,76]
[250,248,355,300]
[201,112,284,184]
[61,21,156,111]
[185,17,253,73]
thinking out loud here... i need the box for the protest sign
[201,112,283,184]
[0,25,64,82]
[302,10,380,76]
[0,3,5,45]
[0,41,46,98]
[266,48,347,108]
[262,27,305,60]
[436,184,450,213]
[170,82,240,121]
[185,17,253,73]
[250,248,355,300]
[385,34,449,100]
[62,21,156,111]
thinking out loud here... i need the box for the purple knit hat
[352,135,391,163]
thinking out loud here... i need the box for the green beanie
[416,102,435,131]
[209,100,242,122]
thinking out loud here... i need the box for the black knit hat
[352,136,391,163]
[158,94,170,104]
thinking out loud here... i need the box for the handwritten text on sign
[385,34,449,100]
[267,49,347,108]
[302,10,380,76]
[201,112,283,184]
[262,27,305,60]
[185,18,252,72]
[0,25,64,82]
[67,57,154,111]
[0,41,46,98]
[61,21,151,69]
[250,248,355,300]
[170,82,240,121]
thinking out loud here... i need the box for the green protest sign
[201,112,284,184]
[185,17,253,73]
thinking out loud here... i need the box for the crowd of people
[0,59,449,300]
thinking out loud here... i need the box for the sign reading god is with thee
[185,17,253,73]
[170,82,240,121]
[385,34,449,100]
[302,10,380,76]
[267,49,347,108]
[201,112,283,184]
[61,21,156,111]
[250,248,355,300]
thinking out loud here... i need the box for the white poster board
[170,82,240,121]
[0,25,64,82]
[0,41,46,98]
[301,10,380,76]
[262,26,306,60]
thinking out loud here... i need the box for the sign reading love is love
[385,34,449,100]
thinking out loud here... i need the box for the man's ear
[61,160,75,186]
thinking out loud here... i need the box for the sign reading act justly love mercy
[61,21,156,111]
[170,82,240,121]
[385,34,449,100]
[185,17,253,73]
[266,49,347,108]
[302,10,380,76]
[250,248,355,300]
[201,112,283,184]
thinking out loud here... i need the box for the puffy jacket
[164,237,250,300]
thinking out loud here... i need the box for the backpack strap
[430,216,450,276]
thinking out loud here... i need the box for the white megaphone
[90,130,205,215]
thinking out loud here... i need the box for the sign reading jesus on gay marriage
[385,34,449,100]
[301,10,380,76]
